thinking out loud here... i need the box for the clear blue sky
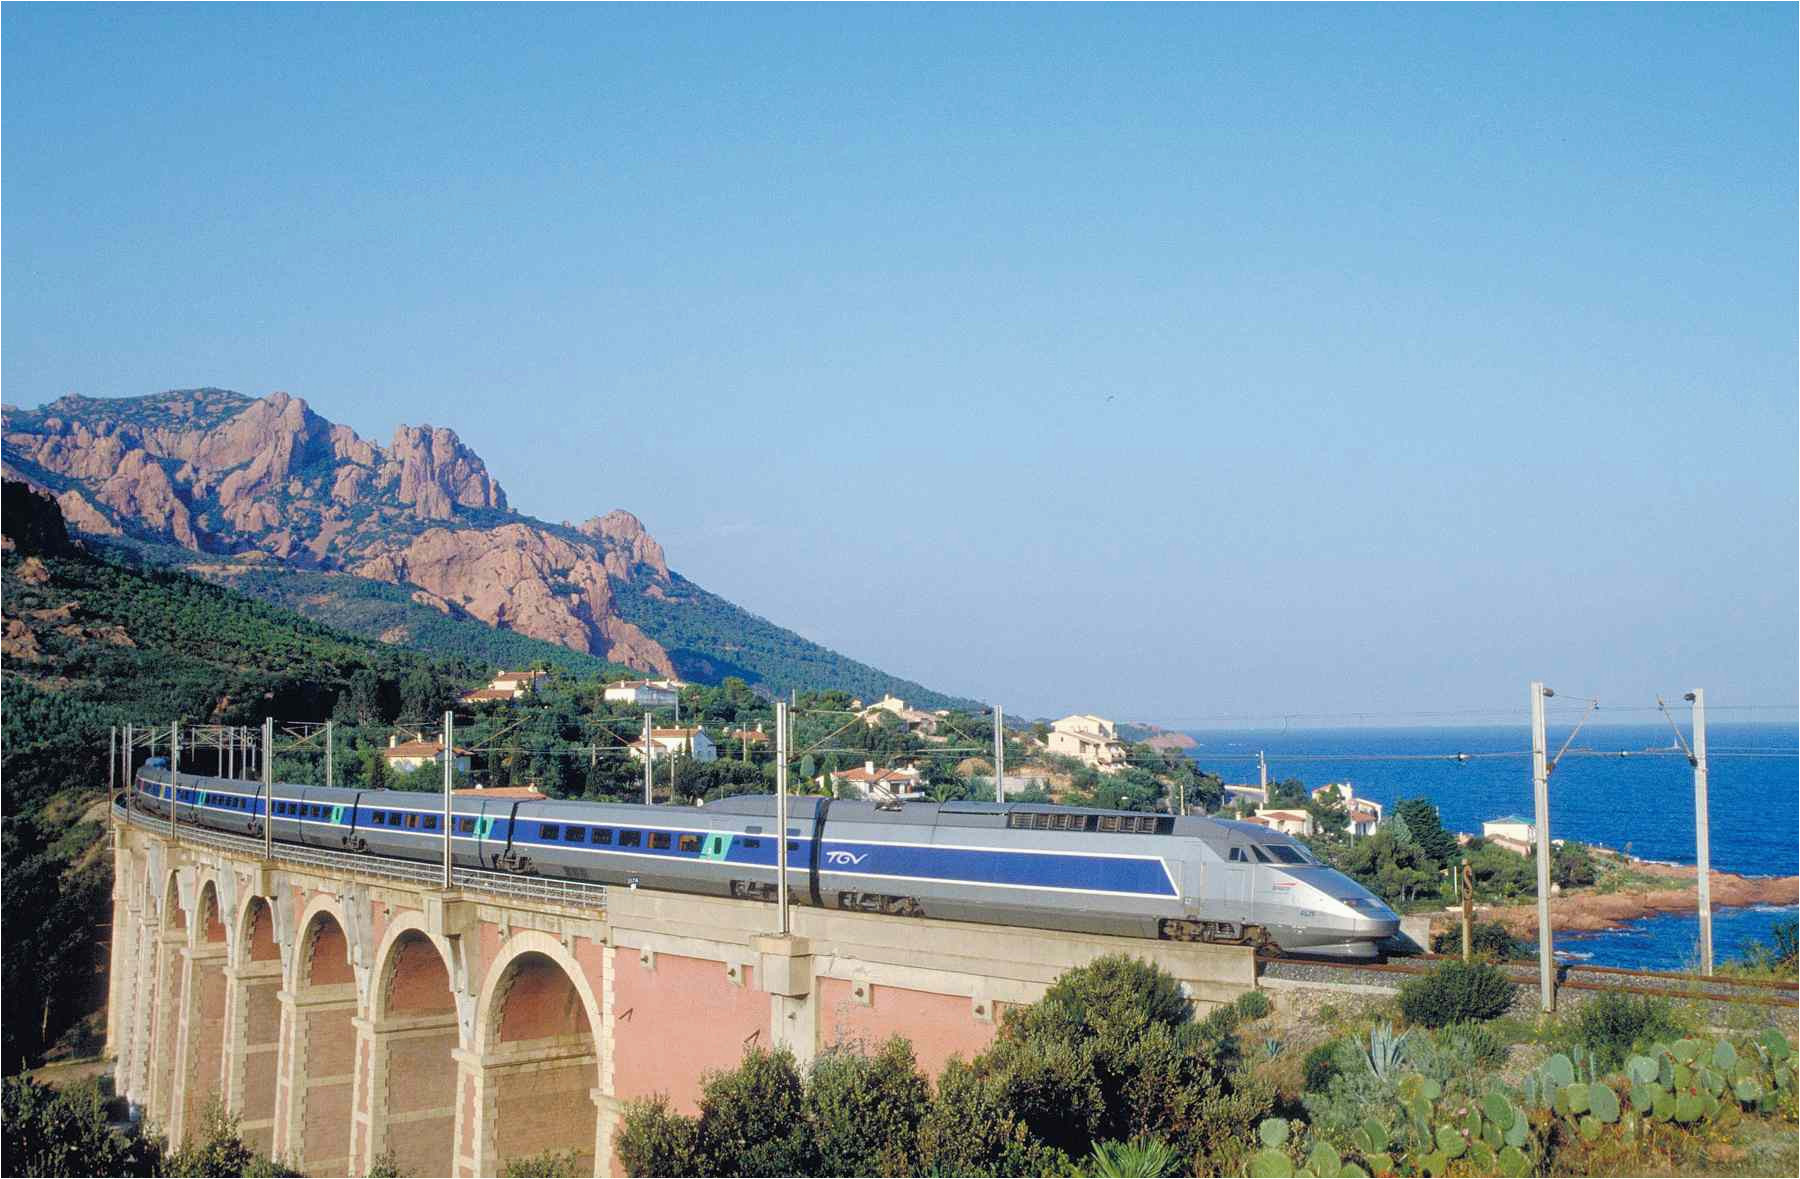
[5,5,1795,724]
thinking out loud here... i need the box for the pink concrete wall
[815,978,998,1078]
[611,950,769,1112]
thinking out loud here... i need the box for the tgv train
[130,768,1400,958]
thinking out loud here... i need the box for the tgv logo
[824,850,868,866]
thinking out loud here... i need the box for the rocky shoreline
[1456,863,1799,937]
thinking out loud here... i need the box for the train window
[565,827,586,843]
[649,832,671,850]
[787,840,799,853]
[423,815,438,831]
[457,818,475,834]
[678,834,700,852]
[1098,816,1120,833]
[370,812,385,826]
[619,830,642,847]
[1249,845,1272,863]
[539,824,560,840]
[1266,845,1306,865]
[742,838,761,848]
[594,829,613,845]
[1228,847,1247,862]
[405,814,419,829]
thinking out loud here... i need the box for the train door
[1180,861,1205,917]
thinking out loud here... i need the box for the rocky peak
[387,423,507,520]
[577,510,670,581]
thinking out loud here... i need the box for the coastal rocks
[1472,866,1800,937]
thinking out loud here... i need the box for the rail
[114,802,608,914]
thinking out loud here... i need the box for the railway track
[1259,948,1798,1009]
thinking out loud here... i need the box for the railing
[114,802,608,915]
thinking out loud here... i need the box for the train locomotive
[131,768,1400,958]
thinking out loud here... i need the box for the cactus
[1625,1054,1658,1085]
[1363,1022,1411,1081]
[1588,1083,1620,1124]
[1258,1117,1290,1148]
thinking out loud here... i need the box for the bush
[1234,990,1272,1021]
[2,1076,156,1178]
[1569,992,1688,1071]
[499,1148,584,1177]
[1302,1040,1342,1092]
[691,1047,819,1177]
[804,1038,928,1177]
[1397,960,1515,1028]
[613,1095,699,1177]
[1430,921,1529,961]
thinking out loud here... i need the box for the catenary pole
[776,700,790,935]
[642,712,654,805]
[109,726,117,807]
[124,723,134,809]
[994,705,1005,803]
[262,717,274,861]
[171,721,181,837]
[325,720,334,788]
[442,711,454,889]
[1688,689,1712,975]
[1530,682,1555,1012]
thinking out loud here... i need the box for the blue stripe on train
[814,841,1175,896]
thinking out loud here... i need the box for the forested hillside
[0,481,487,1069]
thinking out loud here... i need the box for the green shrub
[804,1038,928,1177]
[1570,992,1688,1071]
[1084,1135,1183,1177]
[1398,960,1516,1028]
[2,1076,157,1178]
[1430,921,1530,961]
[691,1047,818,1177]
[1234,990,1273,1021]
[499,1148,583,1178]
[1302,1040,1342,1092]
[612,1095,699,1177]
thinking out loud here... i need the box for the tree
[690,1047,819,1176]
[805,1038,929,1177]
[1305,785,1350,843]
[1552,840,1597,888]
[1394,798,1458,868]
[336,668,382,727]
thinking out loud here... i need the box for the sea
[1180,723,1798,970]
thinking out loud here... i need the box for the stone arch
[278,897,361,1175]
[471,933,604,1176]
[148,870,188,1130]
[361,918,462,1177]
[172,878,232,1140]
[224,893,282,1154]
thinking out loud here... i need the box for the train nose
[1340,897,1401,938]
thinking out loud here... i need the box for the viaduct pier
[105,801,1258,1177]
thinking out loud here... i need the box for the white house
[605,678,686,707]
[491,669,545,695]
[859,695,940,737]
[382,736,473,774]
[626,727,717,763]
[1483,815,1537,845]
[460,669,545,705]
[1253,808,1315,837]
[829,761,926,801]
[1312,783,1384,838]
[1048,714,1129,772]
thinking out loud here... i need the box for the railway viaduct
[104,805,1259,1177]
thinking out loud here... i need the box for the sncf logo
[824,850,868,866]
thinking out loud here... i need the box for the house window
[649,832,671,850]
[678,834,701,852]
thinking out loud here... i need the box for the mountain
[2,389,974,708]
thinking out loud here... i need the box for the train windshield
[1265,843,1315,865]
